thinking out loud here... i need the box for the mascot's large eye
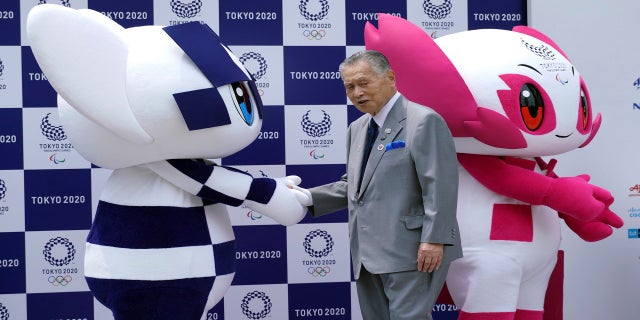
[519,83,544,131]
[230,82,254,125]
[579,87,589,130]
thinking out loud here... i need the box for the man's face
[342,61,396,115]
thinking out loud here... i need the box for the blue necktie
[358,117,378,190]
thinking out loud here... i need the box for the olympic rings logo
[43,237,76,266]
[423,0,452,20]
[240,291,272,319]
[308,266,331,277]
[303,29,326,40]
[303,229,334,258]
[48,275,73,286]
[239,52,268,80]
[299,0,329,21]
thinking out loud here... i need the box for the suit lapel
[354,116,372,191]
[358,97,406,196]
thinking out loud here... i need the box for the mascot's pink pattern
[365,14,623,320]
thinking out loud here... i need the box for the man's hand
[417,243,443,272]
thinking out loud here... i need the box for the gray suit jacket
[310,96,462,279]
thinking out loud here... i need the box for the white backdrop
[529,1,640,319]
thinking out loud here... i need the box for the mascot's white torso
[366,14,623,320]
[27,5,308,320]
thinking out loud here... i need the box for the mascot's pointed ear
[27,4,153,144]
[365,14,478,138]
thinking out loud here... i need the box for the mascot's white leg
[447,250,557,320]
[447,252,522,320]
[514,255,557,319]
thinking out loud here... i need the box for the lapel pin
[385,128,392,134]
[377,144,384,151]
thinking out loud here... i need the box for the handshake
[244,175,313,226]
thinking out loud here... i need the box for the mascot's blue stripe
[85,276,216,314]
[162,22,250,88]
[88,201,212,248]
[247,177,276,204]
[213,240,236,276]
[167,158,213,184]
[197,186,242,207]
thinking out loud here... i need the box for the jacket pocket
[402,215,424,230]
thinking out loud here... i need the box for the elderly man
[299,50,462,320]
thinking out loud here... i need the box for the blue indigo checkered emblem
[241,291,272,319]
[239,52,268,80]
[43,237,76,267]
[303,229,334,258]
[521,38,556,60]
[0,303,8,320]
[299,0,329,21]
[38,0,71,7]
[423,0,452,19]
[170,0,202,18]
[40,113,67,141]
[301,110,332,137]
[0,179,6,200]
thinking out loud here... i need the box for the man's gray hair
[338,50,391,77]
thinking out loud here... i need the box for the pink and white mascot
[27,4,308,320]
[365,14,624,320]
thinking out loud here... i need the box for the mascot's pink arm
[458,153,624,241]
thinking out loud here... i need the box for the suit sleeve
[412,111,459,245]
[309,173,348,217]
[308,123,353,217]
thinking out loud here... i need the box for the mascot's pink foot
[458,309,542,320]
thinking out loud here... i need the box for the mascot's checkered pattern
[27,4,308,319]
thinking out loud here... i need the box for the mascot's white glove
[277,175,313,207]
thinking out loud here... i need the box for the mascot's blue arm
[143,159,276,207]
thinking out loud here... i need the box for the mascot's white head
[365,14,600,157]
[27,4,263,169]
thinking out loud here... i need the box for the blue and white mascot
[27,4,309,320]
